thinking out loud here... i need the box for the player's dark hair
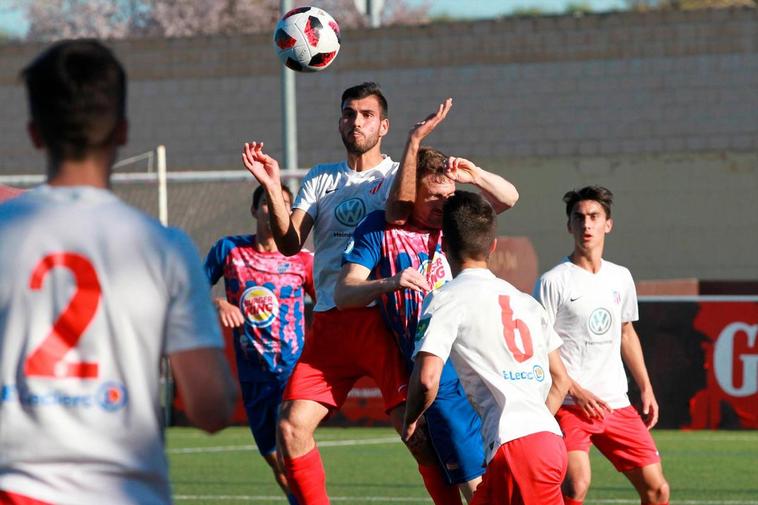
[252,184,293,210]
[442,191,496,264]
[563,185,614,218]
[416,146,451,187]
[21,39,126,162]
[341,82,388,118]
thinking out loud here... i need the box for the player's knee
[562,474,590,500]
[644,479,670,504]
[277,416,299,447]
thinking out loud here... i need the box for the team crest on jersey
[418,255,451,290]
[588,307,612,335]
[240,286,279,328]
[415,317,431,341]
[369,178,385,195]
[612,290,621,305]
[277,262,291,274]
[334,198,366,226]
[97,381,128,412]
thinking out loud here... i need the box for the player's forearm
[266,188,303,255]
[334,276,394,309]
[385,137,420,225]
[546,351,570,414]
[621,330,653,393]
[472,169,518,214]
[403,363,438,427]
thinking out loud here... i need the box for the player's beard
[341,129,379,156]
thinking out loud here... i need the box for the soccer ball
[273,6,341,73]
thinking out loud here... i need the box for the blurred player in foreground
[243,83,458,505]
[533,186,670,505]
[404,190,570,505]
[205,184,314,505]
[0,40,237,505]
[335,101,519,502]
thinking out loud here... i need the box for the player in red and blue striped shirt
[336,142,519,502]
[205,184,314,505]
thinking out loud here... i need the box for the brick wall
[1,8,756,280]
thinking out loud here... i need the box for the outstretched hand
[409,98,453,143]
[242,142,281,188]
[444,156,481,185]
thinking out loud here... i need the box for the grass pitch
[168,427,758,504]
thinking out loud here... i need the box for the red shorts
[556,405,661,472]
[470,431,566,505]
[283,307,408,413]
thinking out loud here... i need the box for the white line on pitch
[167,436,400,454]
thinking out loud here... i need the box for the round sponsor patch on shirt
[588,307,612,335]
[334,198,366,226]
[240,286,279,328]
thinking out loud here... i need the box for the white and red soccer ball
[273,6,341,73]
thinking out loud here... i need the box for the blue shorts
[423,360,486,485]
[240,378,288,456]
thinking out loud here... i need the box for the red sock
[563,498,583,505]
[283,447,329,505]
[417,464,462,505]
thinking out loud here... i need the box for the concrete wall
[1,8,756,280]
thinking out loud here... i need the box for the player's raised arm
[242,142,313,255]
[170,347,238,433]
[620,321,659,429]
[444,156,519,214]
[385,98,452,225]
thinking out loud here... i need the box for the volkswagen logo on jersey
[334,198,366,226]
[97,381,128,412]
[240,285,279,328]
[588,307,612,335]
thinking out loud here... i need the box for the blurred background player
[533,186,670,505]
[242,82,457,505]
[0,39,237,505]
[335,103,519,502]
[205,183,314,505]
[404,190,570,505]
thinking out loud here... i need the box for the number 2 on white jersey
[25,252,101,379]
[499,295,534,363]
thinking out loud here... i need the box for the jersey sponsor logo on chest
[418,255,451,290]
[502,364,546,382]
[240,286,279,328]
[588,307,613,335]
[334,198,367,226]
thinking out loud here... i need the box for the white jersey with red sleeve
[292,156,397,312]
[413,268,563,463]
[0,185,223,505]
[533,257,638,408]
